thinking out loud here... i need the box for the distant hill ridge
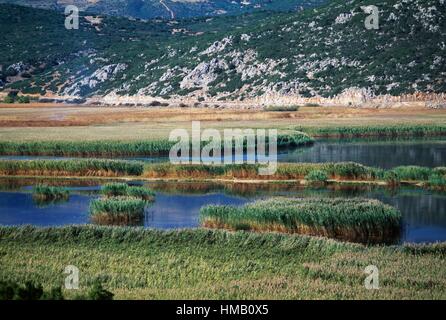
[0,0,445,105]
[0,0,327,19]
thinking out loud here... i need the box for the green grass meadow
[0,226,444,299]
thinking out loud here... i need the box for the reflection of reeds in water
[90,213,144,226]
[33,197,70,207]
[200,198,402,244]
[149,181,381,198]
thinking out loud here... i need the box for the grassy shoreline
[0,160,444,190]
[297,124,446,138]
[0,132,313,157]
[0,226,444,299]
[0,159,144,177]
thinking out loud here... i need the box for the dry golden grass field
[0,104,445,141]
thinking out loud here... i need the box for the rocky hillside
[0,0,326,19]
[0,0,445,103]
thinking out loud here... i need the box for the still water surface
[0,180,445,244]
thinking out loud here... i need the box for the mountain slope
[0,0,445,101]
[0,0,327,19]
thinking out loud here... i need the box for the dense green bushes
[200,198,402,243]
[0,159,144,176]
[0,281,63,300]
[0,279,113,300]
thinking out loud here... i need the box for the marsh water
[1,178,445,244]
[1,137,445,244]
[1,138,446,169]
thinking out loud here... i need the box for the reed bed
[143,162,382,180]
[1,160,444,189]
[101,183,155,201]
[32,185,69,202]
[428,174,446,190]
[0,132,312,157]
[0,140,174,157]
[89,197,147,225]
[392,166,437,181]
[200,198,402,244]
[297,124,446,138]
[0,159,144,177]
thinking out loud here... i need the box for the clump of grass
[297,124,446,138]
[84,280,114,301]
[392,166,433,181]
[32,185,69,202]
[200,198,402,244]
[89,197,147,225]
[0,159,144,177]
[101,183,129,197]
[101,183,155,201]
[384,171,401,187]
[305,170,328,185]
[127,186,155,200]
[264,105,300,112]
[428,174,446,190]
[277,132,314,148]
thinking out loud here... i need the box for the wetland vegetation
[0,159,144,177]
[200,198,402,244]
[0,226,444,299]
[32,185,69,202]
[297,124,446,138]
[0,112,445,299]
[0,132,313,157]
